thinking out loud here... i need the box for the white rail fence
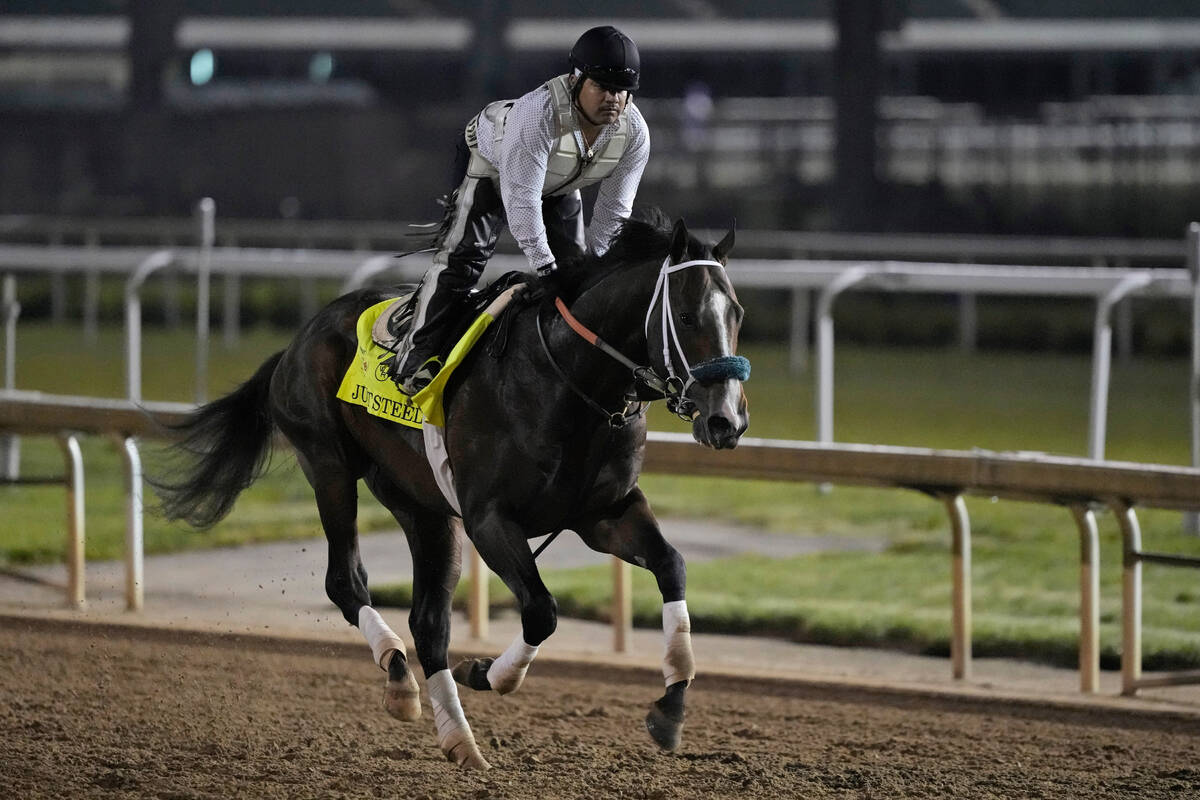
[2,226,1199,464]
[0,212,1188,264]
[2,392,1199,697]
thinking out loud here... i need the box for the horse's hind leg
[574,488,694,752]
[364,472,490,769]
[301,457,421,722]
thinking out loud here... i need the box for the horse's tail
[154,351,284,529]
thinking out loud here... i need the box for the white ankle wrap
[662,600,696,687]
[358,606,407,670]
[427,669,471,747]
[485,634,539,695]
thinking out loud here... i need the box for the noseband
[539,256,751,426]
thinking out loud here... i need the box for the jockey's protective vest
[463,74,631,197]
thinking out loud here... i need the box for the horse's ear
[669,218,689,263]
[712,219,736,265]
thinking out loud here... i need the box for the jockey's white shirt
[473,80,650,272]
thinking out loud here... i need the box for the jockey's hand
[522,262,560,303]
[519,280,545,304]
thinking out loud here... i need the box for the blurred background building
[3,1,1200,237]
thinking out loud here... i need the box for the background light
[189,49,215,85]
[309,52,334,83]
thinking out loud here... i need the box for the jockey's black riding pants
[397,140,585,378]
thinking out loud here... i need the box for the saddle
[371,271,536,368]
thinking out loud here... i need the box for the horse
[155,208,749,769]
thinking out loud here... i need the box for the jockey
[395,24,650,395]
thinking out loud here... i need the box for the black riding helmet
[568,25,640,93]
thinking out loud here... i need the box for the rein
[535,303,648,428]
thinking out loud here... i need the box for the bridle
[536,255,751,428]
[643,257,751,420]
[529,253,750,561]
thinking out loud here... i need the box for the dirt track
[2,618,1199,799]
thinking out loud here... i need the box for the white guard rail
[3,392,1200,697]
[1,240,1197,462]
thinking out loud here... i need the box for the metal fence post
[1088,273,1151,460]
[945,493,972,680]
[957,292,977,354]
[816,265,873,445]
[1,274,19,480]
[82,229,99,344]
[788,288,810,374]
[1187,222,1200,534]
[1069,505,1101,693]
[195,198,215,404]
[115,435,145,611]
[1113,501,1143,695]
[124,251,175,402]
[57,433,86,610]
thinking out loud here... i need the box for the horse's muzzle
[690,382,748,449]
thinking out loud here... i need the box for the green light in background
[190,49,215,85]
[310,52,334,83]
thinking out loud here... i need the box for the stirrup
[399,356,443,396]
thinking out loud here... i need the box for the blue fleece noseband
[689,355,751,384]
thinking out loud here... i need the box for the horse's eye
[678,312,697,328]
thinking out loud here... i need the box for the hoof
[645,705,683,751]
[451,657,495,692]
[442,731,492,770]
[383,651,422,721]
[644,682,687,751]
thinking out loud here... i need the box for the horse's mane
[598,206,675,267]
[544,206,675,301]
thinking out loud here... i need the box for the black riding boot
[395,283,466,395]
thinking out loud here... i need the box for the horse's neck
[546,260,658,402]
[570,260,658,351]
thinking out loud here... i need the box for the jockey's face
[575,77,628,126]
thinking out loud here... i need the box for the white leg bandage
[485,634,539,695]
[662,600,696,687]
[358,606,407,670]
[428,669,481,762]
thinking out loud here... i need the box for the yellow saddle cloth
[336,287,520,428]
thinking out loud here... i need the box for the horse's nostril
[707,415,733,438]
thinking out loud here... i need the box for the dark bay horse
[156,209,749,769]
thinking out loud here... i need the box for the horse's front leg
[575,487,694,751]
[451,507,556,697]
